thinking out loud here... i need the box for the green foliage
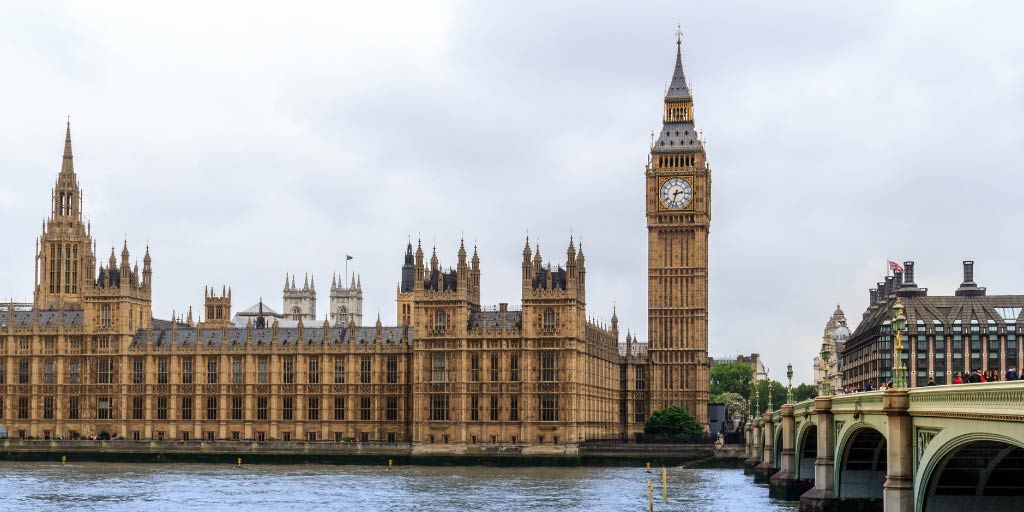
[792,383,817,402]
[748,379,789,415]
[711,391,748,423]
[644,406,704,441]
[710,363,754,398]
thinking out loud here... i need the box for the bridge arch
[795,422,817,481]
[835,423,886,502]
[918,432,1024,512]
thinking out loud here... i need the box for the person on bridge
[1007,367,1019,381]
[969,370,982,383]
[954,374,963,384]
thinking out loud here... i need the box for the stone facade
[646,31,711,424]
[812,306,849,393]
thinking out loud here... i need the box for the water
[0,462,798,512]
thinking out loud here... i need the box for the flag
[888,260,903,272]
[346,255,353,261]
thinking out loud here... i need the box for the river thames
[0,462,796,511]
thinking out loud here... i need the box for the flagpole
[345,258,348,286]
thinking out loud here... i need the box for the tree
[792,383,817,402]
[749,379,788,415]
[644,406,704,441]
[710,362,754,398]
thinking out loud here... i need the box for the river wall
[0,439,741,467]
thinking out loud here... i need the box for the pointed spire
[357,274,361,289]
[303,273,309,290]
[666,24,691,99]
[332,273,337,289]
[310,273,315,291]
[61,117,75,175]
[143,244,151,265]
[284,273,290,291]
[291,274,296,290]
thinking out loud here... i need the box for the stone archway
[921,437,1024,512]
[773,426,783,470]
[836,426,886,507]
[796,424,817,482]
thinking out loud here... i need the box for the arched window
[292,307,301,321]
[543,308,556,331]
[435,310,447,329]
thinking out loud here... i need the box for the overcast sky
[2,1,1023,384]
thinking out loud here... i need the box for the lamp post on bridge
[786,362,794,404]
[820,341,832,397]
[767,374,774,412]
[892,298,908,388]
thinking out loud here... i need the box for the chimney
[876,282,886,304]
[903,261,915,286]
[884,276,894,297]
[499,303,508,313]
[869,288,878,305]
[894,270,904,287]
[956,260,986,297]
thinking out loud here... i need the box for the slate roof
[0,309,85,329]
[130,325,413,348]
[468,309,523,331]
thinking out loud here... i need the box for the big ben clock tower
[646,28,710,425]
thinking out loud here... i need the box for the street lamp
[820,341,832,397]
[754,385,760,417]
[786,361,794,404]
[892,297,908,388]
[767,378,774,412]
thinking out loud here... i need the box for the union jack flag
[888,260,903,272]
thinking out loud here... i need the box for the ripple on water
[0,462,799,512]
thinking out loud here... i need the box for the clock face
[660,177,692,209]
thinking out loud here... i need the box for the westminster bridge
[741,380,1024,512]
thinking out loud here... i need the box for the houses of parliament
[0,35,710,450]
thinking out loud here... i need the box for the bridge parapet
[907,381,1024,421]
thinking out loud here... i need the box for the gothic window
[542,308,556,331]
[470,354,480,382]
[97,358,113,384]
[386,396,398,421]
[360,356,371,384]
[431,352,448,382]
[101,305,112,328]
[307,356,320,384]
[257,356,269,384]
[181,396,193,420]
[333,396,345,421]
[157,358,169,384]
[635,366,646,391]
[509,395,519,421]
[97,397,112,420]
[539,394,559,422]
[132,396,144,419]
[43,396,54,419]
[490,354,499,381]
[307,396,319,421]
[540,352,558,382]
[291,307,301,321]
[232,357,244,384]
[17,359,29,384]
[43,359,55,384]
[283,357,295,384]
[132,358,144,384]
[18,396,29,419]
[430,394,449,421]
[489,395,499,421]
[386,356,398,384]
[256,396,268,420]
[157,396,168,420]
[360,396,371,421]
[470,395,479,421]
[435,310,447,330]
[207,359,218,384]
[181,357,194,384]
[68,396,79,420]
[510,354,520,381]
[206,396,218,420]
[333,356,344,384]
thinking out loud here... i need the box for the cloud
[1,1,1023,384]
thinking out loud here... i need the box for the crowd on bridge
[837,366,1019,394]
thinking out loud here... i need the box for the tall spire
[61,117,75,175]
[666,24,690,99]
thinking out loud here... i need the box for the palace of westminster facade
[0,36,711,448]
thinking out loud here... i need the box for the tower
[34,120,97,309]
[330,271,363,326]
[201,285,233,328]
[645,29,710,424]
[396,241,416,326]
[282,272,316,321]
